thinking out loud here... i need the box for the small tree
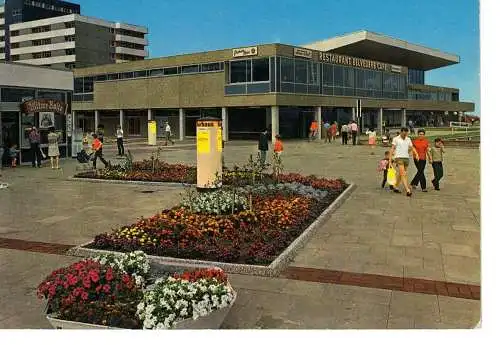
[150,147,162,174]
[271,152,284,183]
[124,150,134,172]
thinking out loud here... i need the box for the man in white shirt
[164,121,174,146]
[388,127,420,197]
[116,125,124,156]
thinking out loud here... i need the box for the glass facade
[408,90,455,101]
[70,51,463,103]
[408,69,425,84]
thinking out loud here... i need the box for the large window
[229,60,250,83]
[74,78,84,94]
[408,69,425,84]
[229,58,270,83]
[280,57,294,83]
[0,87,36,102]
[252,58,270,82]
[294,59,308,84]
[83,77,94,93]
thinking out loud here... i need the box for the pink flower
[102,284,111,293]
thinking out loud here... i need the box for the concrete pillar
[377,108,383,134]
[147,109,153,121]
[271,106,279,143]
[119,109,124,129]
[94,110,99,132]
[71,111,76,133]
[402,108,407,128]
[221,107,228,142]
[179,108,185,141]
[352,107,356,121]
[315,106,322,140]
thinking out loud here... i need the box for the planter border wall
[68,183,356,277]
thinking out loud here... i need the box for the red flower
[67,274,78,286]
[105,268,114,281]
[82,277,91,289]
[48,286,56,297]
[102,284,111,293]
[122,275,130,284]
[81,292,89,301]
[89,269,99,283]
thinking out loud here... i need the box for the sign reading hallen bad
[232,46,258,58]
[21,99,67,114]
[319,52,389,71]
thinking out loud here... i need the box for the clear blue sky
[81,0,480,114]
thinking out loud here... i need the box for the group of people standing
[380,127,445,197]
[309,120,360,146]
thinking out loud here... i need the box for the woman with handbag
[47,126,60,169]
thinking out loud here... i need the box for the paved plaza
[0,139,480,329]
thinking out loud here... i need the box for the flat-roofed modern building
[8,13,148,69]
[1,3,6,60]
[71,30,475,141]
[0,0,148,70]
[0,62,73,165]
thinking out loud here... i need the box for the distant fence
[450,122,472,134]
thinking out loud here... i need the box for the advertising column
[148,120,157,146]
[196,117,222,190]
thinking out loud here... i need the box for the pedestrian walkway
[0,140,480,328]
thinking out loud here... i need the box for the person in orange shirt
[410,129,431,192]
[274,135,283,157]
[309,120,318,141]
[91,133,109,169]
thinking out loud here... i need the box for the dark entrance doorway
[228,107,266,140]
[279,107,315,139]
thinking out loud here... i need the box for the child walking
[9,144,20,168]
[377,151,391,189]
[273,134,283,157]
[366,128,377,154]
[430,138,445,190]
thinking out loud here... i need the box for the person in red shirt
[410,129,431,192]
[274,135,283,156]
[91,133,109,169]
[309,120,318,141]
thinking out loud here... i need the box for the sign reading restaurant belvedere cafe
[319,52,392,72]
[21,99,67,114]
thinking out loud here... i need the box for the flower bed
[74,160,197,184]
[38,251,236,329]
[86,174,348,265]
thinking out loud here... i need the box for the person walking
[116,125,125,156]
[322,121,330,143]
[341,123,349,145]
[430,138,445,190]
[351,120,359,145]
[91,133,109,169]
[410,129,431,192]
[388,127,420,197]
[47,127,60,169]
[274,134,283,157]
[309,120,318,141]
[28,127,42,168]
[164,121,175,146]
[366,127,377,154]
[258,129,269,166]
[329,121,338,142]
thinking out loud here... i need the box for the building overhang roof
[302,31,459,71]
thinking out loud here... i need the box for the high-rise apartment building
[0,0,148,69]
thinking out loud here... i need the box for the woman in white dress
[47,126,60,169]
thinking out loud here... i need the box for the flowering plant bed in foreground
[85,173,348,265]
[38,251,236,329]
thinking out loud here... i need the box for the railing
[449,121,471,134]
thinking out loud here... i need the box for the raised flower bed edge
[45,285,237,330]
[68,183,356,277]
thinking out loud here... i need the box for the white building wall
[0,63,73,90]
